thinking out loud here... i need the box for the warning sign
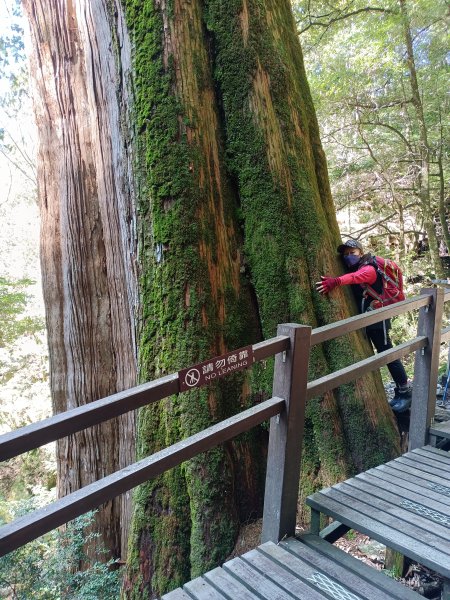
[179,345,254,392]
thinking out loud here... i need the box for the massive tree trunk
[123,0,400,595]
[23,0,138,559]
[24,0,401,595]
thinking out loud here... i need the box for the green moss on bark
[122,0,399,594]
[203,0,399,493]
[122,0,265,596]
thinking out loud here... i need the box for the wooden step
[161,534,420,599]
[306,446,450,582]
[430,419,450,440]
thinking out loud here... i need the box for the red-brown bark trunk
[23,0,137,559]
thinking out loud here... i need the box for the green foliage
[0,0,28,111]
[0,0,36,190]
[0,276,43,348]
[0,277,47,441]
[293,0,449,275]
[0,499,122,599]
[0,449,55,502]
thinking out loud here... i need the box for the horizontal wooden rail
[307,336,427,399]
[0,290,447,556]
[0,396,285,557]
[0,291,445,464]
[0,373,177,462]
[441,326,450,344]
[311,294,431,346]
[253,335,290,360]
[0,336,289,462]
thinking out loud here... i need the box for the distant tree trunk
[24,0,401,596]
[437,154,450,253]
[399,0,444,278]
[23,0,138,559]
[398,202,406,261]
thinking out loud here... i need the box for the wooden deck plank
[297,534,419,600]
[367,467,450,507]
[394,455,450,480]
[429,421,450,439]
[265,539,396,600]
[380,459,450,487]
[237,547,327,600]
[351,473,450,518]
[223,556,294,599]
[163,534,425,600]
[418,445,450,456]
[412,446,450,462]
[203,567,262,599]
[327,483,450,547]
[183,576,228,599]
[307,491,450,577]
[406,449,450,472]
[398,452,450,475]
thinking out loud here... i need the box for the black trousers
[367,324,408,388]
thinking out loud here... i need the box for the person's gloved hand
[316,276,340,295]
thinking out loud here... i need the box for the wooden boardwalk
[308,445,450,597]
[163,534,419,599]
[306,446,450,579]
[430,418,450,442]
[1,290,449,597]
[165,445,450,599]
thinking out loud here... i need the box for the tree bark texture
[24,0,402,595]
[22,0,138,560]
[437,155,450,252]
[122,0,265,594]
[121,0,400,596]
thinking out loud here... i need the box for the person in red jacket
[316,239,412,413]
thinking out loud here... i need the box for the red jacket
[337,265,377,287]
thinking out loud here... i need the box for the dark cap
[337,239,363,254]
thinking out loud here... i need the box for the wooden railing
[0,287,448,558]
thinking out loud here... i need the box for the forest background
[0,0,448,597]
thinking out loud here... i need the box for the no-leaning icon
[184,368,200,387]
[178,345,254,392]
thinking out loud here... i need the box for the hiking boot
[391,382,412,413]
[392,396,412,413]
[388,392,400,407]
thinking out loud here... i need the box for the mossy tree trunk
[122,0,265,594]
[24,0,401,596]
[123,0,401,596]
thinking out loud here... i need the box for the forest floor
[332,532,444,599]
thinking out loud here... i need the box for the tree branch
[346,98,413,110]
[342,212,398,238]
[298,6,395,34]
[0,145,35,185]
[359,120,415,154]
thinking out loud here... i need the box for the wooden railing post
[409,287,444,450]
[261,323,311,543]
